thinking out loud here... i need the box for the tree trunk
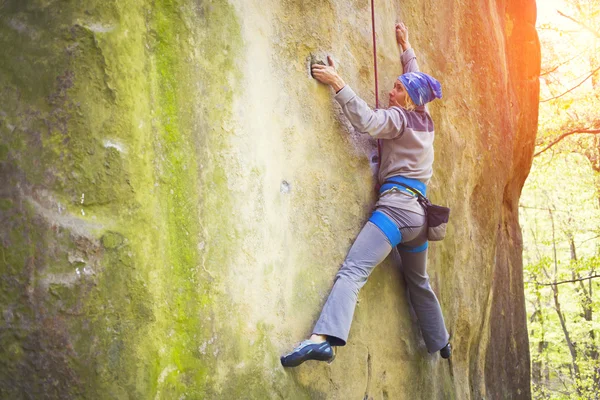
[550,210,581,394]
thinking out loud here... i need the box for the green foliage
[523,0,600,383]
[536,0,600,166]
[521,141,600,397]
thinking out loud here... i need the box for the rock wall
[0,0,540,398]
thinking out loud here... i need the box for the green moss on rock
[0,0,244,397]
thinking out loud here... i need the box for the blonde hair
[402,95,417,111]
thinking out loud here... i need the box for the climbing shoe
[280,340,335,367]
[440,343,451,359]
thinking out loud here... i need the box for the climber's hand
[395,22,411,51]
[312,56,346,92]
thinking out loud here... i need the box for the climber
[280,22,451,367]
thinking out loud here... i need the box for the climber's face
[389,79,409,108]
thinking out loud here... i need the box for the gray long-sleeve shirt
[334,48,434,186]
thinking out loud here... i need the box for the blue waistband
[379,175,427,197]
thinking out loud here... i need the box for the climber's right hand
[395,22,411,51]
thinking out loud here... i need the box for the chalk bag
[423,201,450,242]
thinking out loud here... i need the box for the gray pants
[312,205,449,353]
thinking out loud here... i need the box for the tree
[535,0,600,177]
[521,151,600,398]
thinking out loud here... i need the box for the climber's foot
[280,340,335,367]
[440,342,451,359]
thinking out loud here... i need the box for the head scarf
[398,72,442,106]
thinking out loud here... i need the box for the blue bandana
[398,72,442,106]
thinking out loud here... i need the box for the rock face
[0,0,539,398]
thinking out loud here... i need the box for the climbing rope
[371,0,379,109]
[370,0,382,177]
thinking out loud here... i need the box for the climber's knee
[335,264,369,286]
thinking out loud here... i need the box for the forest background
[521,0,600,397]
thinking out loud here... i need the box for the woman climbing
[280,21,451,367]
